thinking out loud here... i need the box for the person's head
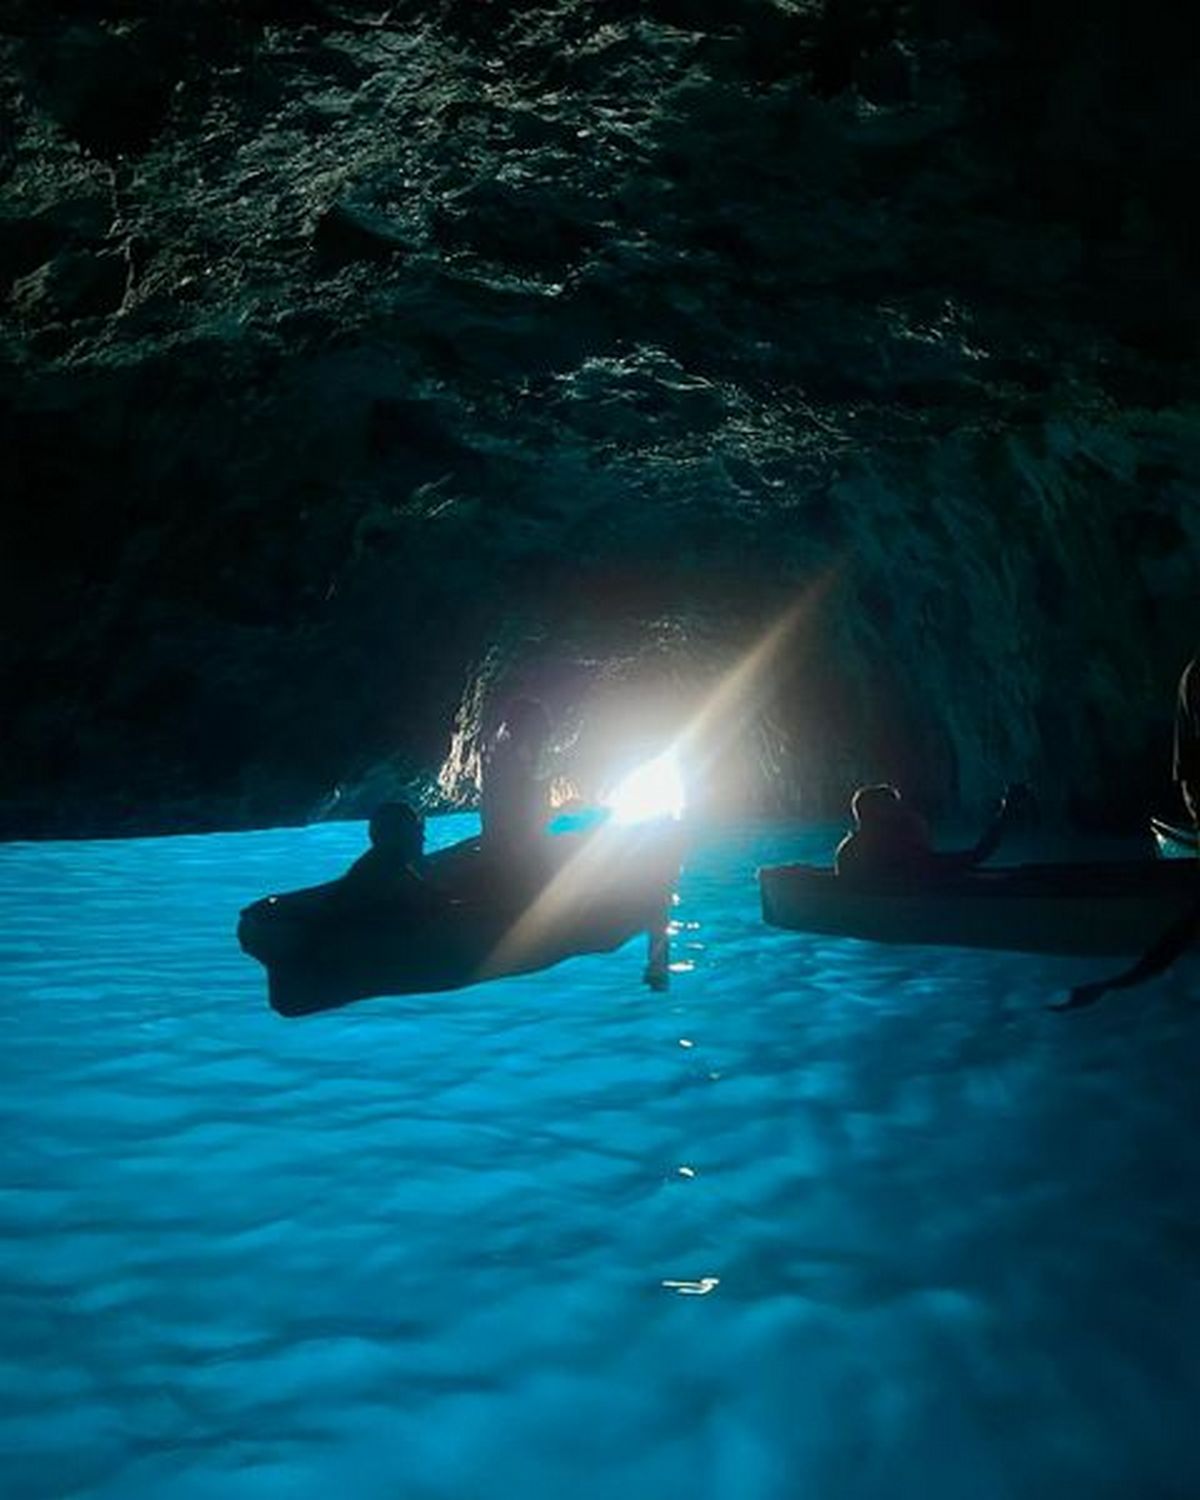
[850,783,903,828]
[368,801,424,861]
[497,696,551,751]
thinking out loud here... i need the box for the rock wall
[2,2,1198,836]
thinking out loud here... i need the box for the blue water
[2,816,1199,1500]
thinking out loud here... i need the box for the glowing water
[2,817,1199,1499]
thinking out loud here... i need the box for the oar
[1051,895,1200,1011]
[644,899,671,992]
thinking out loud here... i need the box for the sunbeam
[480,575,832,981]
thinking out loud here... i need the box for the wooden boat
[1151,816,1198,860]
[239,822,685,1017]
[759,858,1200,958]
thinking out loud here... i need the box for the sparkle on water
[2,814,1199,1500]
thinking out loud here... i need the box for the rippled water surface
[3,817,1199,1500]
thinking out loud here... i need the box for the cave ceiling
[2,1,1198,834]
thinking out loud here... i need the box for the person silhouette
[480,698,552,854]
[835,782,1027,880]
[1173,650,1200,828]
[338,802,444,913]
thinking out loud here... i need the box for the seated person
[835,784,932,879]
[337,802,446,912]
[480,697,552,854]
[835,782,1025,881]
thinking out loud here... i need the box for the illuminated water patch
[1,817,1198,1498]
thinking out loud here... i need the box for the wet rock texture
[2,1,1198,836]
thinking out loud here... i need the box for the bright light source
[605,753,685,826]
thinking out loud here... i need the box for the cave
[3,0,1196,838]
[3,6,1199,1498]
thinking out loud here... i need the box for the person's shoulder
[833,831,859,875]
[1180,657,1200,719]
[403,867,451,910]
[342,848,377,880]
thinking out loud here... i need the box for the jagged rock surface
[2,1,1198,836]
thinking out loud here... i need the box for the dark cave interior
[2,0,1198,838]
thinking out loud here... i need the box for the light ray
[605,752,686,826]
[479,574,832,980]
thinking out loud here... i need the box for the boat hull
[759,860,1200,958]
[240,824,684,1016]
[1151,817,1198,861]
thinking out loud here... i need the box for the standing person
[1056,649,1200,1009]
[480,697,552,854]
[1174,651,1200,828]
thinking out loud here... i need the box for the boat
[239,821,685,1017]
[1150,816,1198,860]
[759,858,1200,958]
